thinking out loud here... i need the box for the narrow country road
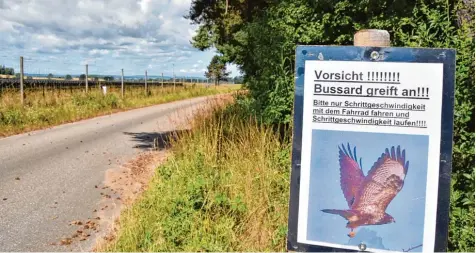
[0,95,222,251]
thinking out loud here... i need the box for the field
[0,83,240,137]
[0,78,182,89]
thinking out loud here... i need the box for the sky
[306,129,429,252]
[0,0,240,77]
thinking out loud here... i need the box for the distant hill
[23,73,211,80]
[19,73,241,84]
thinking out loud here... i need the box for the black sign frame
[287,45,456,252]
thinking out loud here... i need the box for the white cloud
[89,49,110,56]
[80,58,96,65]
[0,0,235,77]
[139,0,152,13]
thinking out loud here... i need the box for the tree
[205,55,230,85]
[187,0,475,251]
[79,74,86,80]
[47,73,53,79]
[65,74,72,80]
[0,65,15,75]
[103,76,114,81]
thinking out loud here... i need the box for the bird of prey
[321,143,409,238]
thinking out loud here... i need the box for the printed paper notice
[297,60,444,253]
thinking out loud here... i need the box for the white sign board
[299,60,443,252]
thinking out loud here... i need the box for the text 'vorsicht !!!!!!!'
[313,70,429,99]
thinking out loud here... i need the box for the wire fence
[0,56,238,104]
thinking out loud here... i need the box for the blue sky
[0,0,240,77]
[306,129,429,252]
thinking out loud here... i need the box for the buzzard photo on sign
[306,130,428,252]
[321,143,409,237]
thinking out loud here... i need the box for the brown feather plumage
[321,144,409,237]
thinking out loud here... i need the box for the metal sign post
[287,30,456,253]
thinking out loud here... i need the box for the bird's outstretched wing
[352,146,409,212]
[338,143,365,208]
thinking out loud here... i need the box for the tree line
[0,65,15,75]
[187,0,474,251]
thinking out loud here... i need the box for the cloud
[139,0,152,13]
[89,49,110,56]
[0,0,239,77]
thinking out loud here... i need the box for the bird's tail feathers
[321,209,356,219]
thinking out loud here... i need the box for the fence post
[85,64,89,92]
[20,56,24,105]
[145,70,148,95]
[121,68,124,98]
[161,73,164,89]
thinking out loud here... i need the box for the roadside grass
[99,99,291,251]
[0,84,240,137]
[95,93,474,252]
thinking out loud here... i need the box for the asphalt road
[0,95,218,251]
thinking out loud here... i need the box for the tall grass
[0,85,239,137]
[100,100,291,251]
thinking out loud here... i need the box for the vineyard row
[0,78,185,88]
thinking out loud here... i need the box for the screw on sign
[358,242,367,251]
[370,51,380,60]
[286,29,456,252]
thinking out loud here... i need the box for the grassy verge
[98,94,474,252]
[0,84,240,137]
[99,98,291,251]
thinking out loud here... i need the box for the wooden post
[145,70,148,95]
[161,73,164,89]
[172,63,175,91]
[20,56,24,105]
[121,68,124,98]
[353,29,390,47]
[85,64,89,92]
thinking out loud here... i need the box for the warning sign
[287,46,456,253]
